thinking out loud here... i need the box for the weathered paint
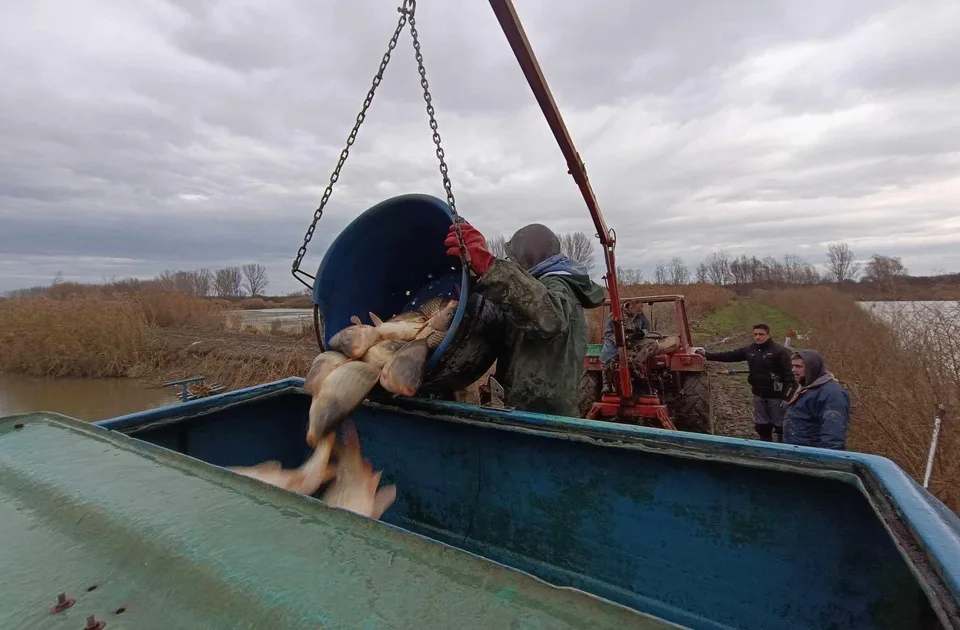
[92,378,960,630]
[0,412,679,630]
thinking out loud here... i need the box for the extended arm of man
[704,346,749,362]
[445,223,573,339]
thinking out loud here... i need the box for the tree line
[152,263,271,297]
[485,230,910,289]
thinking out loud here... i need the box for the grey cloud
[2,0,959,295]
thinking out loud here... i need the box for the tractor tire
[671,371,714,434]
[577,371,602,418]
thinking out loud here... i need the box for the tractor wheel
[671,371,714,434]
[577,371,602,418]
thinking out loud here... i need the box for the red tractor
[577,294,714,434]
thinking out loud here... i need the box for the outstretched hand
[445,222,495,277]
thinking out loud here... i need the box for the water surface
[0,372,174,422]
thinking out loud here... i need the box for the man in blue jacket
[783,349,851,450]
[599,300,651,394]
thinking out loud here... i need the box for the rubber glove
[445,222,495,277]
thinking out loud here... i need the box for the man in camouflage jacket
[445,222,605,417]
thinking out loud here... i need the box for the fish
[379,338,429,396]
[417,296,450,318]
[368,311,425,342]
[361,339,408,370]
[415,299,458,348]
[307,360,382,447]
[228,433,336,495]
[304,350,349,395]
[322,421,397,519]
[388,310,428,324]
[328,315,381,359]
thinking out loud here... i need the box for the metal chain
[407,1,472,269]
[291,0,473,289]
[291,4,411,289]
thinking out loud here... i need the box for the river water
[0,372,174,422]
[1,301,956,423]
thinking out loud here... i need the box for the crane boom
[486,0,633,399]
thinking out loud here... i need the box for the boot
[773,425,783,443]
[755,423,774,442]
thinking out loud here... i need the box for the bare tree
[826,243,861,286]
[241,263,270,297]
[704,251,732,285]
[52,270,64,285]
[695,261,709,284]
[617,266,644,285]
[559,231,596,274]
[214,267,243,297]
[487,234,508,259]
[653,263,669,285]
[864,254,908,288]
[668,257,690,285]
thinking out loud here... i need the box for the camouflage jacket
[475,258,605,417]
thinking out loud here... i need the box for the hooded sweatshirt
[783,349,851,450]
[475,224,605,416]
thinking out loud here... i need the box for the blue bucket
[313,193,502,394]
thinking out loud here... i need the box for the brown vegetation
[757,287,960,511]
[0,297,151,378]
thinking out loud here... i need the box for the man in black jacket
[702,323,797,442]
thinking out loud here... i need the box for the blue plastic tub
[313,193,502,393]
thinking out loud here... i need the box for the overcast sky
[2,0,959,294]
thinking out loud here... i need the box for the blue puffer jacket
[783,350,851,450]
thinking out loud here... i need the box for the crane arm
[486,0,633,399]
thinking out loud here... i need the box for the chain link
[407,1,471,269]
[292,0,472,288]
[291,4,411,288]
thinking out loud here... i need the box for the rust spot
[13,423,24,429]
[84,615,105,629]
[86,585,98,592]
[115,607,126,615]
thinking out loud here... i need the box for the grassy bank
[756,288,960,511]
[0,292,316,388]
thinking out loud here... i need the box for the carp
[388,310,428,324]
[304,350,349,395]
[361,339,408,370]
[368,311,424,341]
[228,433,336,495]
[417,295,450,318]
[328,316,381,359]
[415,299,458,348]
[322,421,397,520]
[307,360,381,447]
[379,338,429,396]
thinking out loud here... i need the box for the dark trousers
[753,395,786,442]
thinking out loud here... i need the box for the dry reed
[0,297,151,378]
[758,287,960,511]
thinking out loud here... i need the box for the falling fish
[307,360,382,447]
[322,421,397,520]
[379,338,429,396]
[304,350,349,395]
[368,311,425,342]
[228,433,336,495]
[415,300,458,348]
[328,316,381,359]
[361,339,408,370]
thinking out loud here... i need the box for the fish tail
[369,311,384,327]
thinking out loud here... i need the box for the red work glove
[445,222,495,277]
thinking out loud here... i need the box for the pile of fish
[225,296,457,522]
[228,420,397,520]
[303,296,458,447]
